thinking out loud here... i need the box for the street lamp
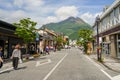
[95,15,101,61]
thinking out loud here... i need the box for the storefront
[100,33,120,58]
[0,20,23,59]
[116,34,120,58]
[92,0,120,59]
[102,42,111,55]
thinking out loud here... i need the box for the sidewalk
[89,54,120,73]
[0,52,54,72]
[0,55,36,72]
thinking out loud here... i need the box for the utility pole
[96,15,101,61]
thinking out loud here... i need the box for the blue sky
[0,0,115,28]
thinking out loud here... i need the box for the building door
[4,41,8,58]
[117,34,120,58]
[0,40,9,58]
[102,43,110,55]
[0,40,4,47]
[0,40,4,57]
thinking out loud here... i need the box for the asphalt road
[0,47,119,80]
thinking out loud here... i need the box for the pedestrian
[11,44,21,70]
[30,45,35,54]
[45,45,50,55]
[0,46,3,68]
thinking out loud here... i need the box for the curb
[91,58,120,73]
[102,62,120,73]
[89,55,120,73]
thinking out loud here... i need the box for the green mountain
[41,17,92,40]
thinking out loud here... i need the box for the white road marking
[36,59,51,67]
[40,56,46,58]
[43,53,68,80]
[0,67,13,73]
[84,55,103,69]
[112,75,120,80]
[101,69,112,80]
[36,61,40,67]
[84,55,112,80]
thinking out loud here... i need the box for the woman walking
[11,44,21,70]
[45,45,50,55]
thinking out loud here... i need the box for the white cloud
[42,6,79,25]
[0,10,44,29]
[11,10,28,21]
[80,12,102,25]
[0,9,28,23]
[25,0,44,7]
[0,0,103,29]
[44,16,58,24]
[30,17,45,28]
[0,0,13,8]
[55,6,79,20]
[24,0,44,11]
[0,8,46,28]
[39,6,79,26]
[13,0,24,8]
[13,0,44,10]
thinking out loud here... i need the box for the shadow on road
[17,66,27,70]
[0,70,12,74]
[34,57,47,61]
[0,66,27,74]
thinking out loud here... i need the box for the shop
[102,42,111,55]
[116,34,120,58]
[0,20,23,59]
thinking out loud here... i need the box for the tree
[78,29,93,53]
[54,36,63,50]
[13,18,37,53]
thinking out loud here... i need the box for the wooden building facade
[0,20,23,59]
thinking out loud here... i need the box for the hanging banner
[36,32,39,41]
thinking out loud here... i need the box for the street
[0,47,120,80]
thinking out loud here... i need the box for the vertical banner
[36,32,39,41]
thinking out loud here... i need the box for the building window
[118,34,120,40]
[110,11,114,26]
[114,7,119,24]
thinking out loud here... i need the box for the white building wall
[93,0,120,58]
[100,5,120,34]
[93,1,120,36]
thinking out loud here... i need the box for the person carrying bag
[11,44,22,70]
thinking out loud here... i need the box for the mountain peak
[63,16,87,24]
[41,16,91,40]
[67,16,76,20]
[65,16,76,22]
